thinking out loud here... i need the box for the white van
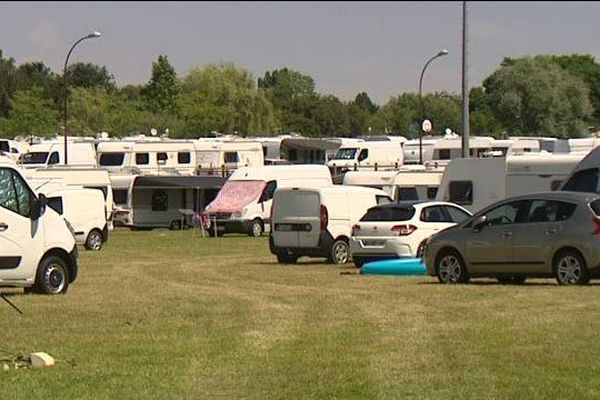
[327,141,404,172]
[45,188,108,251]
[270,186,392,264]
[204,165,332,237]
[0,160,78,294]
[20,142,96,168]
[436,154,585,213]
[0,139,29,161]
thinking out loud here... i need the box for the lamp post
[63,31,101,165]
[418,49,449,164]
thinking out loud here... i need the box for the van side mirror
[472,215,487,231]
[30,193,47,220]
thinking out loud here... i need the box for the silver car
[424,191,600,285]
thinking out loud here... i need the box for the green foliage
[143,55,180,115]
[4,89,58,137]
[484,56,593,137]
[354,92,378,114]
[67,62,116,91]
[312,95,349,137]
[469,87,503,136]
[0,50,17,118]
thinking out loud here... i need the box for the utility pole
[462,1,470,158]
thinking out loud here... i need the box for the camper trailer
[203,165,333,237]
[194,140,264,172]
[20,142,96,168]
[389,165,446,201]
[327,141,404,173]
[342,170,399,193]
[436,154,585,213]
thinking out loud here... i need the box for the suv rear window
[361,206,415,222]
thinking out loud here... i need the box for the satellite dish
[445,128,452,135]
[150,128,158,136]
[100,131,109,139]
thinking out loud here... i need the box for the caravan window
[48,152,59,165]
[449,181,473,205]
[157,152,168,164]
[333,148,358,160]
[427,187,438,199]
[21,152,49,165]
[178,152,191,164]
[47,197,64,215]
[113,189,128,205]
[396,187,418,201]
[99,153,125,166]
[151,190,168,211]
[224,152,239,163]
[135,153,149,165]
[0,141,9,152]
[562,168,599,193]
[438,149,451,160]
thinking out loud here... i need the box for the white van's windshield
[206,180,266,213]
[21,152,49,164]
[99,153,125,166]
[333,148,358,160]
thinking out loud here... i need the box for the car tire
[554,250,589,286]
[34,255,70,295]
[249,219,264,237]
[353,258,364,268]
[497,275,526,285]
[276,253,298,264]
[435,249,469,284]
[328,239,349,265]
[84,229,103,251]
[169,220,182,231]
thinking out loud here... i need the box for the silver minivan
[424,191,600,285]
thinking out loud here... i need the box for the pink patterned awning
[205,180,266,213]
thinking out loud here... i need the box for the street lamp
[63,31,101,164]
[418,49,449,164]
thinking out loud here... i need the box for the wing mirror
[472,215,487,231]
[30,193,47,220]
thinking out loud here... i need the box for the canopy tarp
[133,176,226,189]
[281,138,340,151]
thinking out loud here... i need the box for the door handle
[545,228,557,235]
[502,232,512,238]
[0,223,8,232]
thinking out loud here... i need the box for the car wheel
[169,220,182,231]
[276,253,298,264]
[436,249,469,284]
[34,255,69,295]
[329,239,349,265]
[554,250,589,285]
[84,229,103,251]
[249,219,264,237]
[497,275,527,285]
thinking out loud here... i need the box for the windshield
[21,152,49,164]
[333,148,358,160]
[360,206,415,222]
[99,153,125,166]
[205,180,267,213]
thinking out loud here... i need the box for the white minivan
[45,188,108,251]
[270,186,392,264]
[203,165,332,237]
[0,161,78,294]
[20,142,97,169]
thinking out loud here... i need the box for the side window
[48,151,59,165]
[376,195,392,205]
[113,189,128,205]
[260,181,277,202]
[438,149,451,160]
[427,187,438,200]
[157,153,168,165]
[47,197,64,215]
[526,200,576,223]
[12,172,32,217]
[484,200,527,226]
[444,206,471,223]
[136,153,149,165]
[357,149,368,162]
[562,168,599,193]
[397,187,418,201]
[178,152,191,164]
[224,152,239,163]
[550,180,562,191]
[420,206,449,223]
[0,169,33,217]
[151,190,168,211]
[449,181,473,205]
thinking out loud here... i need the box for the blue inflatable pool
[361,258,427,276]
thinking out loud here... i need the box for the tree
[469,86,503,136]
[67,62,116,91]
[4,89,58,137]
[312,95,349,137]
[143,55,180,115]
[483,56,593,137]
[354,92,378,114]
[0,50,17,118]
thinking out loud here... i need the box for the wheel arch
[552,246,587,271]
[40,248,76,283]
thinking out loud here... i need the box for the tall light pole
[418,49,449,164]
[461,1,470,159]
[63,31,101,165]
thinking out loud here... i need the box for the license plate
[362,239,385,246]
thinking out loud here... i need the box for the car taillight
[593,218,600,235]
[392,224,417,236]
[320,205,328,231]
[351,224,361,236]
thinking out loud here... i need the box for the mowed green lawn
[2,229,600,399]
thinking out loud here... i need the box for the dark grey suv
[424,191,600,285]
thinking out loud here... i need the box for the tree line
[0,50,599,139]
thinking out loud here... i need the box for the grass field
[2,229,600,399]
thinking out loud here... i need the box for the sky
[1,1,600,105]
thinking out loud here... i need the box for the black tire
[416,241,427,259]
[276,253,298,264]
[248,219,264,237]
[328,239,350,265]
[84,229,103,251]
[554,250,590,286]
[169,220,182,231]
[34,255,70,295]
[353,258,364,268]
[497,275,527,285]
[435,249,470,284]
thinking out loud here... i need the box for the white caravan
[269,186,392,264]
[561,146,600,193]
[23,167,114,230]
[0,160,78,294]
[96,140,199,175]
[45,187,108,251]
[203,165,333,237]
[389,165,445,201]
[327,141,404,172]
[435,153,586,213]
[342,170,400,193]
[19,142,96,169]
[568,138,600,155]
[195,140,264,172]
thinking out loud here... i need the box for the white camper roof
[229,165,332,182]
